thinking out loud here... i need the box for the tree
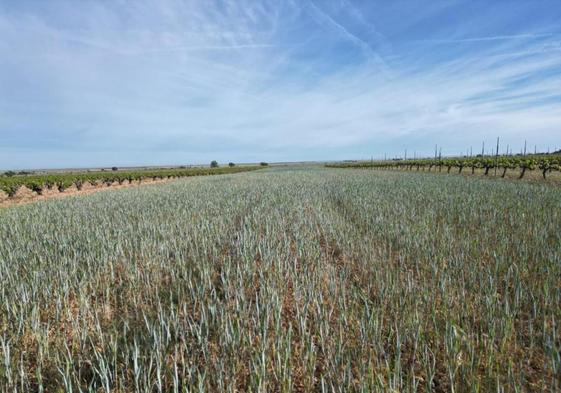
[260,162,269,166]
[112,167,118,171]
[228,162,235,167]
[210,161,219,168]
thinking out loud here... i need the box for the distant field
[0,167,559,391]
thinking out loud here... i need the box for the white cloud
[0,0,560,168]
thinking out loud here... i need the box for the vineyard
[0,167,559,391]
[327,154,561,180]
[0,166,262,199]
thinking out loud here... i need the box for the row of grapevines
[327,155,561,179]
[0,166,262,198]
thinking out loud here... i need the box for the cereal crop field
[0,167,559,392]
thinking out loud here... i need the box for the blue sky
[1,0,561,169]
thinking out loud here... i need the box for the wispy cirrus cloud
[0,0,560,169]
[414,33,554,44]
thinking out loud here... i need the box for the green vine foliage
[327,154,561,179]
[1,166,263,198]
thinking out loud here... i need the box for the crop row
[1,168,559,390]
[0,166,262,197]
[327,154,561,179]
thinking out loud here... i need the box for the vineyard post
[524,140,527,156]
[494,137,499,176]
[481,141,485,157]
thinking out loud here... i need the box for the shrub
[260,162,269,166]
[57,180,72,192]
[2,184,20,197]
[229,162,235,167]
[210,161,219,168]
[29,181,44,195]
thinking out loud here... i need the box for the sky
[1,0,561,169]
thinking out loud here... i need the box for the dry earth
[0,178,175,208]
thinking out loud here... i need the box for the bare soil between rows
[0,178,175,208]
